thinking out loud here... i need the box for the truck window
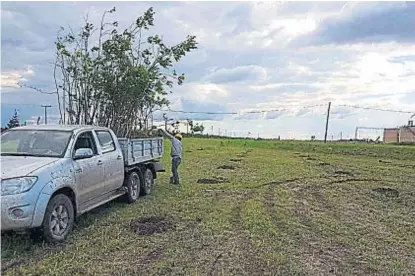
[73,131,98,155]
[1,130,72,157]
[95,131,116,153]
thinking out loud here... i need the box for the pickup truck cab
[1,125,164,242]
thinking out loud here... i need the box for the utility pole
[62,90,66,124]
[324,101,331,143]
[41,105,52,124]
[150,108,153,130]
[225,129,227,137]
[340,132,343,141]
[186,119,189,135]
[163,113,167,131]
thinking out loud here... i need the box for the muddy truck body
[1,125,165,242]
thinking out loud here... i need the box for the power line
[3,102,412,115]
[160,104,325,115]
[17,82,56,95]
[157,104,414,115]
[165,109,236,115]
[1,103,55,107]
[338,104,414,114]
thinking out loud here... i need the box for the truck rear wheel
[142,168,154,196]
[125,172,140,203]
[40,194,74,243]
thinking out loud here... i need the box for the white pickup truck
[1,125,165,242]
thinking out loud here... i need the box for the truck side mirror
[74,148,94,160]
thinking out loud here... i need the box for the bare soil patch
[129,216,174,236]
[217,165,236,170]
[372,187,399,198]
[329,178,379,184]
[378,159,415,169]
[334,169,353,176]
[197,177,230,184]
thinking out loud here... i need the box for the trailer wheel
[142,168,154,196]
[125,172,140,203]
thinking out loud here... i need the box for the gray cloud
[205,65,267,84]
[400,93,415,104]
[276,1,347,15]
[221,3,252,36]
[264,111,283,120]
[330,106,359,120]
[389,55,415,64]
[294,2,415,46]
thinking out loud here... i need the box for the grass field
[2,138,415,275]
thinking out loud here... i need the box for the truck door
[71,131,105,209]
[94,130,124,192]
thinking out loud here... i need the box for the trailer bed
[118,137,164,166]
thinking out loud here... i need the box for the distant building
[384,128,399,143]
[383,120,415,144]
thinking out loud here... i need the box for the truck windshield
[1,130,72,158]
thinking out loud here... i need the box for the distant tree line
[167,119,205,135]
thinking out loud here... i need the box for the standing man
[158,129,183,185]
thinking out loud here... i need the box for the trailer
[118,137,164,165]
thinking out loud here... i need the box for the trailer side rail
[118,137,163,166]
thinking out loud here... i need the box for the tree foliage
[54,7,197,137]
[7,110,20,129]
[192,123,204,134]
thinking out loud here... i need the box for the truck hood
[1,156,59,179]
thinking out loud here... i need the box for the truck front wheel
[125,172,140,203]
[40,194,74,243]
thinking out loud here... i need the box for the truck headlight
[1,177,38,196]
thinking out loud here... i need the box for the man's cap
[175,133,183,139]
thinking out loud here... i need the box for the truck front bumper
[1,194,36,231]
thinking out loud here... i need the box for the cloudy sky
[2,1,415,139]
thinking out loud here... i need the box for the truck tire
[125,172,140,203]
[40,194,74,243]
[142,168,154,196]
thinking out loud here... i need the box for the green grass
[2,138,415,275]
